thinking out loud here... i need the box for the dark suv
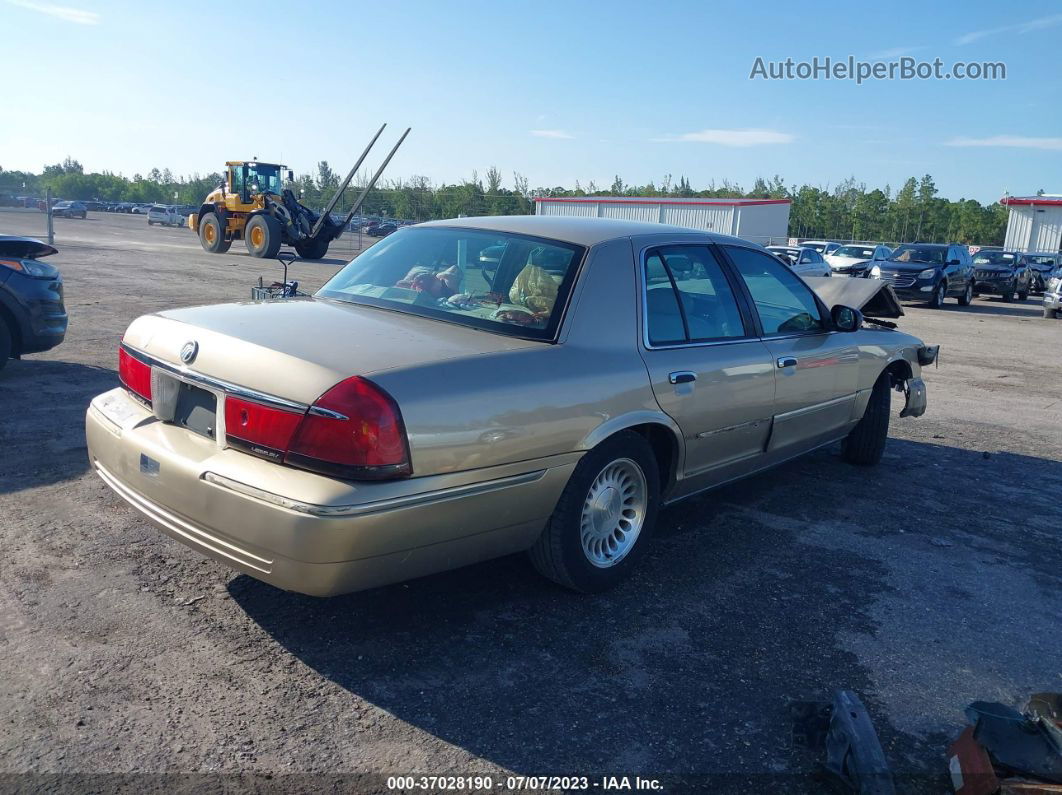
[971,250,1032,302]
[873,243,974,308]
[0,236,68,371]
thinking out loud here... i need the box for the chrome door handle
[777,357,798,369]
[669,371,697,385]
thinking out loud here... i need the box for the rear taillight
[224,397,304,462]
[286,376,411,480]
[118,346,152,403]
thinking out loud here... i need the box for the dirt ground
[1,209,1060,793]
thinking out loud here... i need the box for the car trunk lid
[124,297,541,406]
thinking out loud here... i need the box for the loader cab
[226,161,288,206]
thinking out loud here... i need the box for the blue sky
[1,0,1059,203]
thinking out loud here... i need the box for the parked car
[115,202,136,213]
[372,222,398,237]
[825,244,892,276]
[871,243,975,308]
[147,205,182,227]
[0,236,68,371]
[1023,252,1059,293]
[50,200,87,219]
[1042,266,1062,319]
[86,216,935,596]
[798,240,843,257]
[765,245,832,278]
[971,250,1032,301]
[130,204,152,214]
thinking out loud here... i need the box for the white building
[1001,195,1062,253]
[534,196,791,245]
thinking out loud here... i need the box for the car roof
[415,214,751,247]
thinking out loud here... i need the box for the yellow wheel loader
[188,125,410,260]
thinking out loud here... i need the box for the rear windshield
[317,226,585,340]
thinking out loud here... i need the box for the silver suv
[1043,266,1062,319]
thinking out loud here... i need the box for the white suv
[147,205,181,227]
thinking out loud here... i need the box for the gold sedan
[86,216,935,596]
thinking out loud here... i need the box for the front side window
[245,163,283,195]
[644,246,746,345]
[723,246,824,336]
[317,227,583,340]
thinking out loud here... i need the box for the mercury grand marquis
[86,216,937,596]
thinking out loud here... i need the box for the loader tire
[245,214,282,259]
[198,212,231,254]
[294,237,330,260]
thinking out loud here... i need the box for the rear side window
[644,246,746,345]
[724,246,824,336]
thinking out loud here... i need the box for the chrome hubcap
[580,458,646,568]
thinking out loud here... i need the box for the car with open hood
[824,244,892,277]
[1023,252,1058,293]
[971,250,1032,302]
[871,243,975,308]
[86,216,936,597]
[0,236,68,370]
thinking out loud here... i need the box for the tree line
[1,159,1010,245]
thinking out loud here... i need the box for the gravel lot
[1,209,1060,792]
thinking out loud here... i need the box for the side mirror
[831,304,863,332]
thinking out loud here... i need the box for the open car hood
[0,236,58,259]
[804,277,904,319]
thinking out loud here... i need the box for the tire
[198,212,231,254]
[245,214,282,259]
[147,220,154,226]
[529,430,661,593]
[1017,288,1029,301]
[294,237,330,260]
[842,370,891,466]
[0,319,11,373]
[957,281,973,306]
[1044,307,1058,320]
[927,281,946,309]
[1000,287,1014,302]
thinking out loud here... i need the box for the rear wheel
[198,212,231,253]
[842,370,891,466]
[245,214,282,259]
[0,319,11,372]
[1045,307,1058,320]
[957,281,973,306]
[294,237,330,260]
[530,431,660,593]
[1017,287,1029,301]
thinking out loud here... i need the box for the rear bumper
[86,389,575,596]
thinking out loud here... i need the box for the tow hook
[900,377,927,418]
